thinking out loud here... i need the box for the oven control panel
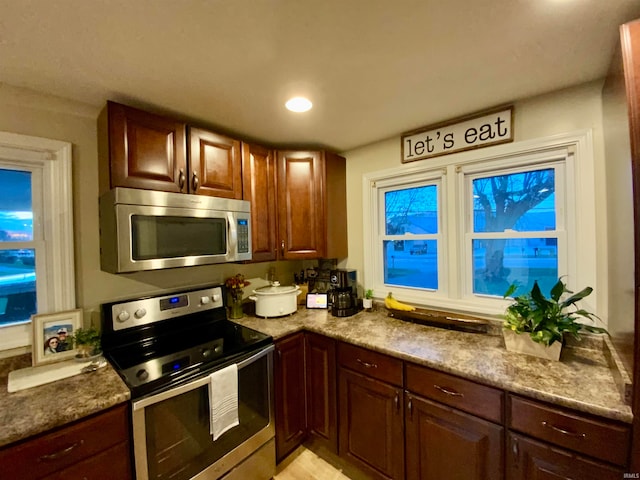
[110,286,224,331]
[120,338,225,388]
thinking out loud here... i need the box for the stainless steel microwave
[99,188,252,273]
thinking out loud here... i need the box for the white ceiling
[1,0,639,152]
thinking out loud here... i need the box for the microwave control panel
[237,218,249,253]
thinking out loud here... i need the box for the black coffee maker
[329,269,358,317]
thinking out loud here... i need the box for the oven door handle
[132,344,274,410]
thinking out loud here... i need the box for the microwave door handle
[227,214,237,256]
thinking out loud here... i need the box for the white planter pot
[503,329,562,361]
[249,282,301,318]
[362,298,373,310]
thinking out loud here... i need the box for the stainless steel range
[101,285,275,480]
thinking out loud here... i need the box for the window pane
[385,185,438,235]
[472,238,558,296]
[383,240,438,289]
[473,169,555,233]
[0,249,37,326]
[0,169,33,241]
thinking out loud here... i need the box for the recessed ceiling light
[285,97,312,113]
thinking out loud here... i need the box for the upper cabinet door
[189,128,242,199]
[277,151,326,260]
[242,143,278,262]
[105,101,187,193]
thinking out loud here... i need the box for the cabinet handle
[356,358,378,369]
[433,384,464,397]
[394,393,399,412]
[38,440,84,462]
[192,172,199,191]
[511,436,519,465]
[407,397,413,419]
[541,421,586,439]
[281,240,285,256]
[178,169,186,190]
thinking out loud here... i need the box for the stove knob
[200,296,210,305]
[214,345,223,354]
[117,311,130,322]
[212,293,221,302]
[134,308,147,319]
[136,369,149,381]
[201,348,212,358]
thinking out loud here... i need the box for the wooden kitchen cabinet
[276,150,347,260]
[405,393,504,480]
[274,332,338,462]
[99,101,242,198]
[305,332,338,453]
[404,362,504,480]
[507,432,623,480]
[242,142,278,262]
[188,127,242,199]
[98,101,187,194]
[274,332,307,462]
[338,343,404,480]
[507,394,630,479]
[0,403,132,480]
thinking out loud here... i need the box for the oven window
[131,215,226,260]
[143,356,270,480]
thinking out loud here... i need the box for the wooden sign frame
[401,105,514,163]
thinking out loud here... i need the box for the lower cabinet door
[338,368,404,480]
[507,432,624,480]
[305,333,337,453]
[274,333,307,462]
[405,393,504,480]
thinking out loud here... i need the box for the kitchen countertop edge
[236,308,634,425]
[0,354,130,449]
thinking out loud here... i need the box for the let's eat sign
[401,106,513,163]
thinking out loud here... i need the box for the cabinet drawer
[405,362,503,423]
[338,342,403,386]
[0,404,130,479]
[43,441,132,480]
[508,395,630,466]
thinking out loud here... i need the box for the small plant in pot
[363,289,374,310]
[70,326,102,360]
[502,278,607,361]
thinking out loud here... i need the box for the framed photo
[31,309,82,366]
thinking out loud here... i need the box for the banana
[385,292,416,311]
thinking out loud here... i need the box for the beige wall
[342,80,634,328]
[0,80,634,332]
[0,84,302,328]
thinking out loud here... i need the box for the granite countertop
[234,307,634,424]
[0,354,130,449]
[0,304,631,450]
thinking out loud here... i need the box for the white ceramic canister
[249,282,301,318]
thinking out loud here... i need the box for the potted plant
[70,326,102,360]
[363,289,374,310]
[502,278,607,361]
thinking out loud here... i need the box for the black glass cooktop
[105,319,272,399]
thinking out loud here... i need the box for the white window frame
[363,130,597,317]
[0,131,75,353]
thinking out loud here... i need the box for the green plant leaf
[550,278,565,302]
[503,283,518,298]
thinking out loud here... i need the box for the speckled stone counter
[0,354,130,448]
[233,307,634,424]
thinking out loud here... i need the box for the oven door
[132,345,274,480]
